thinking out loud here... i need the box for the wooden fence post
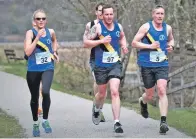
[168,77,172,108]
[137,69,143,95]
[180,73,184,108]
[168,77,172,91]
[194,66,196,81]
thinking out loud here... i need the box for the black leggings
[26,70,54,121]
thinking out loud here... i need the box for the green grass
[0,108,25,138]
[1,61,27,78]
[0,61,196,137]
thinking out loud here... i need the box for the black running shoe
[139,97,149,118]
[92,104,101,125]
[114,122,123,133]
[159,121,169,134]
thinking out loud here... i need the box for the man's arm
[132,23,161,50]
[83,23,103,48]
[167,25,174,46]
[118,23,127,48]
[131,23,152,49]
[166,25,174,52]
[118,23,128,54]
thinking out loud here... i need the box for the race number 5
[156,56,159,62]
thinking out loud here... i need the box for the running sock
[114,119,120,124]
[140,97,147,104]
[42,119,48,123]
[141,100,147,107]
[161,116,166,122]
[34,121,39,125]
[94,106,100,112]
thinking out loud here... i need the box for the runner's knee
[146,93,153,100]
[30,98,39,104]
[100,93,106,99]
[111,89,119,99]
[42,87,50,95]
[157,84,167,97]
[145,88,154,100]
[98,89,106,98]
[41,70,53,96]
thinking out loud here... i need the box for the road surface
[0,71,190,138]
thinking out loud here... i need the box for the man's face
[152,7,165,24]
[96,5,103,20]
[103,8,114,25]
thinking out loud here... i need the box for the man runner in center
[83,4,128,133]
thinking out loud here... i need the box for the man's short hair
[153,5,164,10]
[152,5,165,13]
[102,4,114,13]
[95,2,104,11]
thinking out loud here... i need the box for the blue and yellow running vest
[95,20,121,67]
[27,28,54,71]
[138,21,168,67]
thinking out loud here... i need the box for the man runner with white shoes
[83,4,128,133]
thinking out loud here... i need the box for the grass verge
[0,108,25,138]
[0,61,195,137]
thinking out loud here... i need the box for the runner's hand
[122,46,129,54]
[101,35,111,44]
[54,52,59,63]
[166,45,174,53]
[150,41,160,49]
[37,29,45,38]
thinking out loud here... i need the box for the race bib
[102,51,119,63]
[35,52,51,65]
[150,51,166,62]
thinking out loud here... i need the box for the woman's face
[34,12,47,29]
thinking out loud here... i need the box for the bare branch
[67,0,90,20]
[78,0,92,20]
[117,0,134,21]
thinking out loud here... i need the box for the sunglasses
[35,17,46,21]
